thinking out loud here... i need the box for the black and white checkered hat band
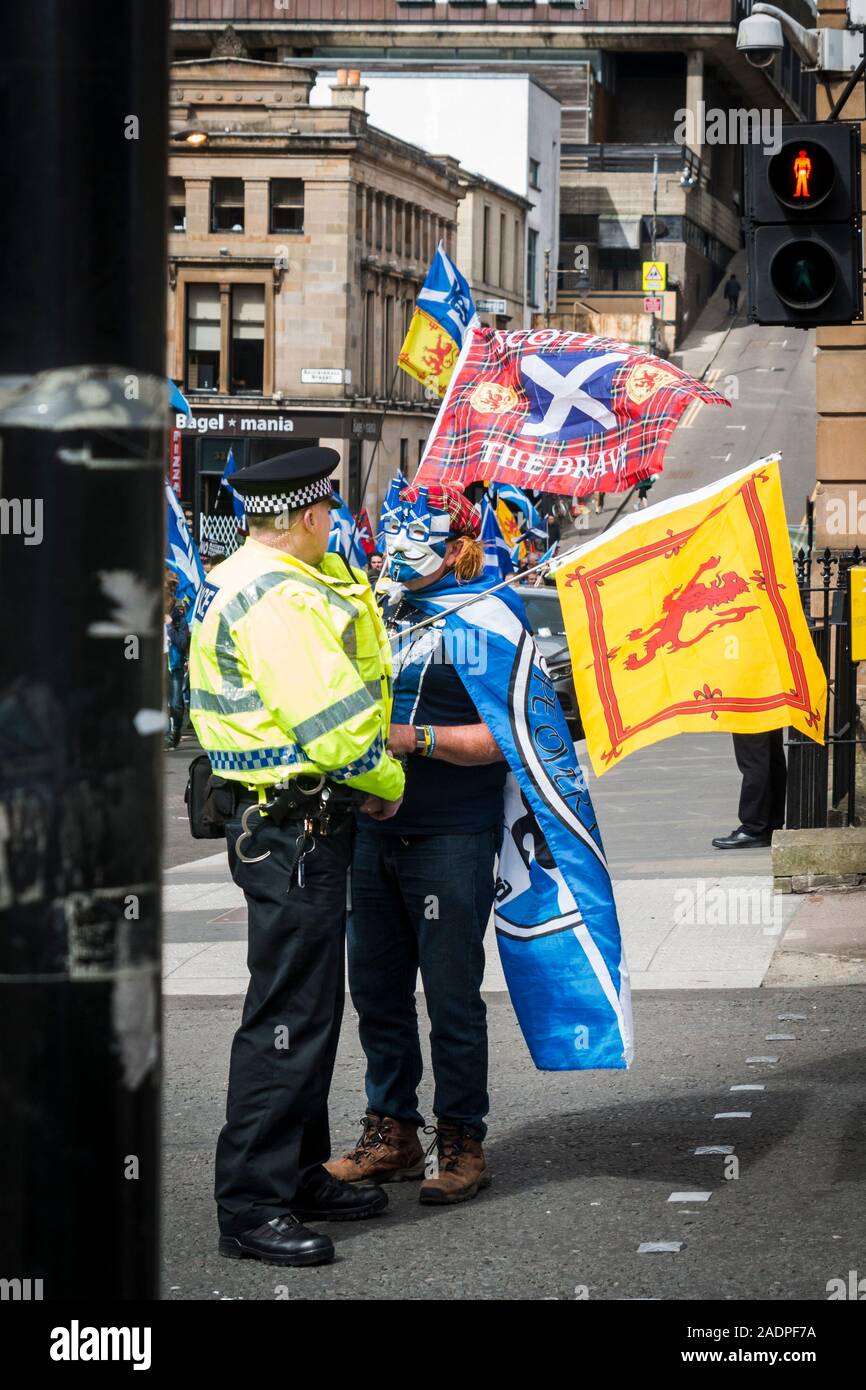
[241,476,333,515]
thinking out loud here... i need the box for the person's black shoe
[291,1166,388,1223]
[219,1214,334,1267]
[712,826,772,850]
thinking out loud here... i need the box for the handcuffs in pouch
[235,774,330,889]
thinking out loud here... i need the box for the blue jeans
[348,828,499,1139]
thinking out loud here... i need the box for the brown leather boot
[418,1121,491,1205]
[325,1113,425,1184]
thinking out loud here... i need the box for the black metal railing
[786,545,863,829]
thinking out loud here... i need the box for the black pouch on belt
[185,754,235,839]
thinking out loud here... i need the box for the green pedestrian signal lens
[770,240,836,309]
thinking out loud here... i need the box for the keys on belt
[234,778,344,876]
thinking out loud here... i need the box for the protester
[634,477,655,509]
[712,730,787,849]
[328,486,503,1204]
[164,570,190,750]
[367,551,384,585]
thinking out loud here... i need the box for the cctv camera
[736,13,784,68]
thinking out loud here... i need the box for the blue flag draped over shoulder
[404,571,632,1071]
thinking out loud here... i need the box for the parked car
[513,584,584,741]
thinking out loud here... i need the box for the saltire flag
[327,492,369,568]
[489,482,546,543]
[553,455,828,776]
[218,446,246,526]
[398,242,479,398]
[415,327,730,498]
[398,570,632,1071]
[479,498,514,581]
[165,481,205,612]
[355,506,376,557]
[376,469,408,553]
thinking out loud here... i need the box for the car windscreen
[519,592,566,637]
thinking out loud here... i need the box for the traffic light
[744,122,863,326]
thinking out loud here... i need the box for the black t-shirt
[358,598,507,836]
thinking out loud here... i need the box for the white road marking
[694,1146,734,1155]
[714,1111,752,1119]
[668,1191,712,1203]
[746,1056,779,1064]
[778,1013,807,1021]
[766,1034,796,1041]
[731,1084,765,1092]
[638,1242,684,1254]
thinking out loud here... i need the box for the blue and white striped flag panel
[404,571,633,1071]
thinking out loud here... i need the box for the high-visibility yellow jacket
[188,538,405,799]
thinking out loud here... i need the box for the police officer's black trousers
[215,810,353,1236]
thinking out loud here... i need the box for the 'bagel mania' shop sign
[176,407,381,512]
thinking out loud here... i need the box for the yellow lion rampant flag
[554,456,827,776]
[398,242,477,397]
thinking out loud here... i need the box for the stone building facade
[167,58,463,530]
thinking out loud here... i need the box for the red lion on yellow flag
[554,457,827,776]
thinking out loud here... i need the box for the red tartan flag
[354,507,376,556]
[415,327,730,498]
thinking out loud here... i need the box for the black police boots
[219,1214,334,1267]
[290,1166,389,1223]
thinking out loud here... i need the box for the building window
[270,179,304,234]
[382,295,394,397]
[363,290,376,395]
[186,284,221,392]
[417,438,425,466]
[482,204,491,284]
[498,212,506,289]
[527,228,538,306]
[230,285,265,395]
[211,178,244,233]
[400,438,408,474]
[513,218,520,292]
[528,158,541,191]
[168,177,186,233]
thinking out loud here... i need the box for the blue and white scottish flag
[489,483,546,544]
[376,469,408,554]
[417,241,479,347]
[479,498,514,582]
[220,446,247,525]
[402,571,633,1071]
[165,482,204,611]
[328,492,369,568]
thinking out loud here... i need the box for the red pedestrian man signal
[793,149,812,200]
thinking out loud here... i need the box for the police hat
[232,446,341,516]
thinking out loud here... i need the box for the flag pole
[387,535,590,643]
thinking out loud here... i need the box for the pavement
[161,728,866,1302]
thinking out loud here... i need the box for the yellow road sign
[642,260,667,292]
[851,566,866,661]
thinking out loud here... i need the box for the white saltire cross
[520,352,626,438]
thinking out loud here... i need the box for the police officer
[188,447,405,1267]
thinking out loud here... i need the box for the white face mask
[384,496,452,584]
